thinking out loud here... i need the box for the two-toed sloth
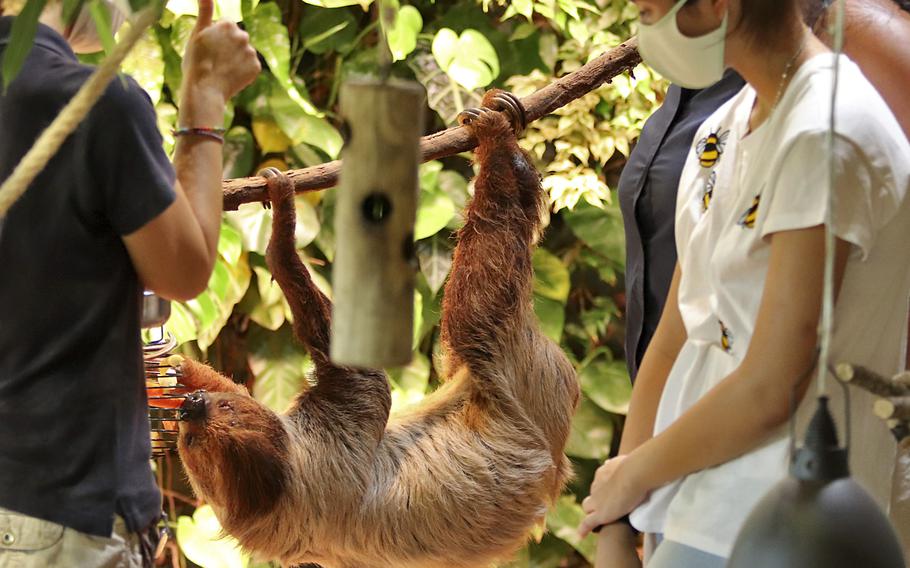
[176,90,580,568]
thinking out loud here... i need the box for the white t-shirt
[628,54,910,557]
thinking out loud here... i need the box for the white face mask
[638,0,728,89]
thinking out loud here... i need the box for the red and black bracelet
[173,127,226,144]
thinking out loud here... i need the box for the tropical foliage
[5,0,665,564]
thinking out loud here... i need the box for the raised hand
[180,0,260,121]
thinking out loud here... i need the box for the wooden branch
[222,38,642,210]
[835,363,910,397]
[874,397,910,421]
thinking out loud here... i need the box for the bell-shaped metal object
[728,397,905,568]
[141,290,171,329]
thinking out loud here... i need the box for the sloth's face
[178,391,291,521]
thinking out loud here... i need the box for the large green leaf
[385,4,422,62]
[578,351,632,415]
[268,80,342,157]
[247,2,320,117]
[532,248,570,302]
[565,396,614,460]
[417,235,452,296]
[415,162,456,240]
[533,294,565,343]
[224,197,320,255]
[563,201,626,269]
[248,324,312,412]
[181,224,251,351]
[298,6,359,55]
[2,0,47,90]
[431,28,500,91]
[237,261,291,331]
[176,505,249,568]
[545,495,597,562]
[121,28,165,103]
[302,0,372,8]
[222,126,255,179]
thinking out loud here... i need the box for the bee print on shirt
[738,194,761,229]
[701,171,716,212]
[696,129,730,168]
[719,320,733,353]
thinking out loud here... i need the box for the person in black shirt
[0,0,259,565]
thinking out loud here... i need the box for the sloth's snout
[180,390,208,422]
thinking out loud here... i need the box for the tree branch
[222,37,641,210]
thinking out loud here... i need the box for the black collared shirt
[618,72,745,380]
[0,20,175,536]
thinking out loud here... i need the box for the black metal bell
[728,397,905,568]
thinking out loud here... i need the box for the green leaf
[176,505,250,568]
[565,396,613,460]
[248,324,312,412]
[268,79,342,157]
[386,5,422,62]
[563,202,626,270]
[89,0,116,54]
[532,248,570,302]
[415,162,456,240]
[222,126,255,179]
[224,197,320,255]
[387,351,430,412]
[578,353,632,415]
[120,27,164,104]
[168,301,198,344]
[431,28,499,91]
[533,294,565,342]
[417,236,452,296]
[2,0,47,90]
[219,222,244,265]
[545,495,597,562]
[298,7,358,55]
[238,262,289,331]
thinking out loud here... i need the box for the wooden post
[330,79,424,368]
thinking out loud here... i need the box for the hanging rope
[817,0,847,395]
[0,5,159,217]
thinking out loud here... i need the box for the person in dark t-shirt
[0,0,259,565]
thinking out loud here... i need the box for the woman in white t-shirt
[577,0,910,566]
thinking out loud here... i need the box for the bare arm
[581,226,849,535]
[122,0,260,300]
[619,263,687,454]
[593,265,686,566]
[625,228,848,492]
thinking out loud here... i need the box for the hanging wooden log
[221,38,641,210]
[329,79,424,368]
[834,363,910,397]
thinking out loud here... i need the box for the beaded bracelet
[173,127,226,144]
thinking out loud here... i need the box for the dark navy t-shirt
[0,19,176,536]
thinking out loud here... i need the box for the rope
[0,5,159,217]
[816,0,846,396]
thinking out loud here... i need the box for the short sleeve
[759,131,901,260]
[89,75,176,236]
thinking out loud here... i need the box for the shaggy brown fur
[176,90,579,568]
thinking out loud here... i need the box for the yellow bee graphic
[719,320,733,353]
[696,129,730,168]
[701,171,716,212]
[737,194,761,229]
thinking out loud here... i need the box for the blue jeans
[648,537,726,568]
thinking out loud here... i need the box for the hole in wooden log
[362,193,393,224]
[339,120,352,148]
